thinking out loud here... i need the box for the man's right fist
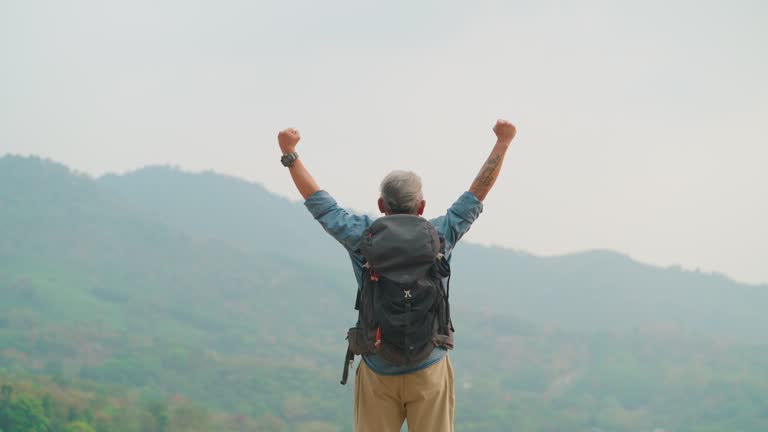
[493,119,517,146]
[278,128,301,153]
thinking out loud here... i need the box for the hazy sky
[2,0,766,284]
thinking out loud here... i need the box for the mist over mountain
[2,154,767,432]
[96,157,768,343]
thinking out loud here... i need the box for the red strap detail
[375,327,382,349]
[370,271,380,282]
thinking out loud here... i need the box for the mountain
[0,156,351,355]
[98,161,768,343]
[453,245,768,341]
[99,166,348,271]
[2,154,768,432]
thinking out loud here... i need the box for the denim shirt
[305,190,483,375]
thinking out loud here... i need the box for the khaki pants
[353,356,455,432]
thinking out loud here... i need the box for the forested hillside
[100,164,768,343]
[1,155,767,432]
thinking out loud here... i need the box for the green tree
[64,421,96,432]
[147,400,169,432]
[169,404,209,432]
[0,385,11,401]
[0,395,49,432]
[40,394,53,418]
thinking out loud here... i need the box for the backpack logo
[403,290,412,299]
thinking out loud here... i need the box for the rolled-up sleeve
[304,190,374,253]
[430,191,484,256]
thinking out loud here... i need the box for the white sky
[2,0,766,284]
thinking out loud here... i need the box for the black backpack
[340,214,454,385]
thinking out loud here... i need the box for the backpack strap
[445,273,454,332]
[355,261,376,310]
[343,262,369,385]
[340,346,355,385]
[433,239,455,333]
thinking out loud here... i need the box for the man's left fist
[278,128,301,153]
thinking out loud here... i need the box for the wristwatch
[280,152,299,167]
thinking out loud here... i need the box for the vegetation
[1,155,767,431]
[0,374,288,432]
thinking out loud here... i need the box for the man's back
[305,190,482,377]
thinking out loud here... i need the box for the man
[277,119,517,432]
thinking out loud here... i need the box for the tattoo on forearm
[474,154,502,186]
[470,152,505,201]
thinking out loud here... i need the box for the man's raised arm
[468,119,517,202]
[278,128,321,200]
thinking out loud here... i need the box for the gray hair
[380,170,423,214]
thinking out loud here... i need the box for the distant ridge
[2,154,767,343]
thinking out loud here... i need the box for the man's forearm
[288,158,321,200]
[277,127,321,200]
[469,141,510,202]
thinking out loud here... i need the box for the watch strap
[280,152,299,167]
